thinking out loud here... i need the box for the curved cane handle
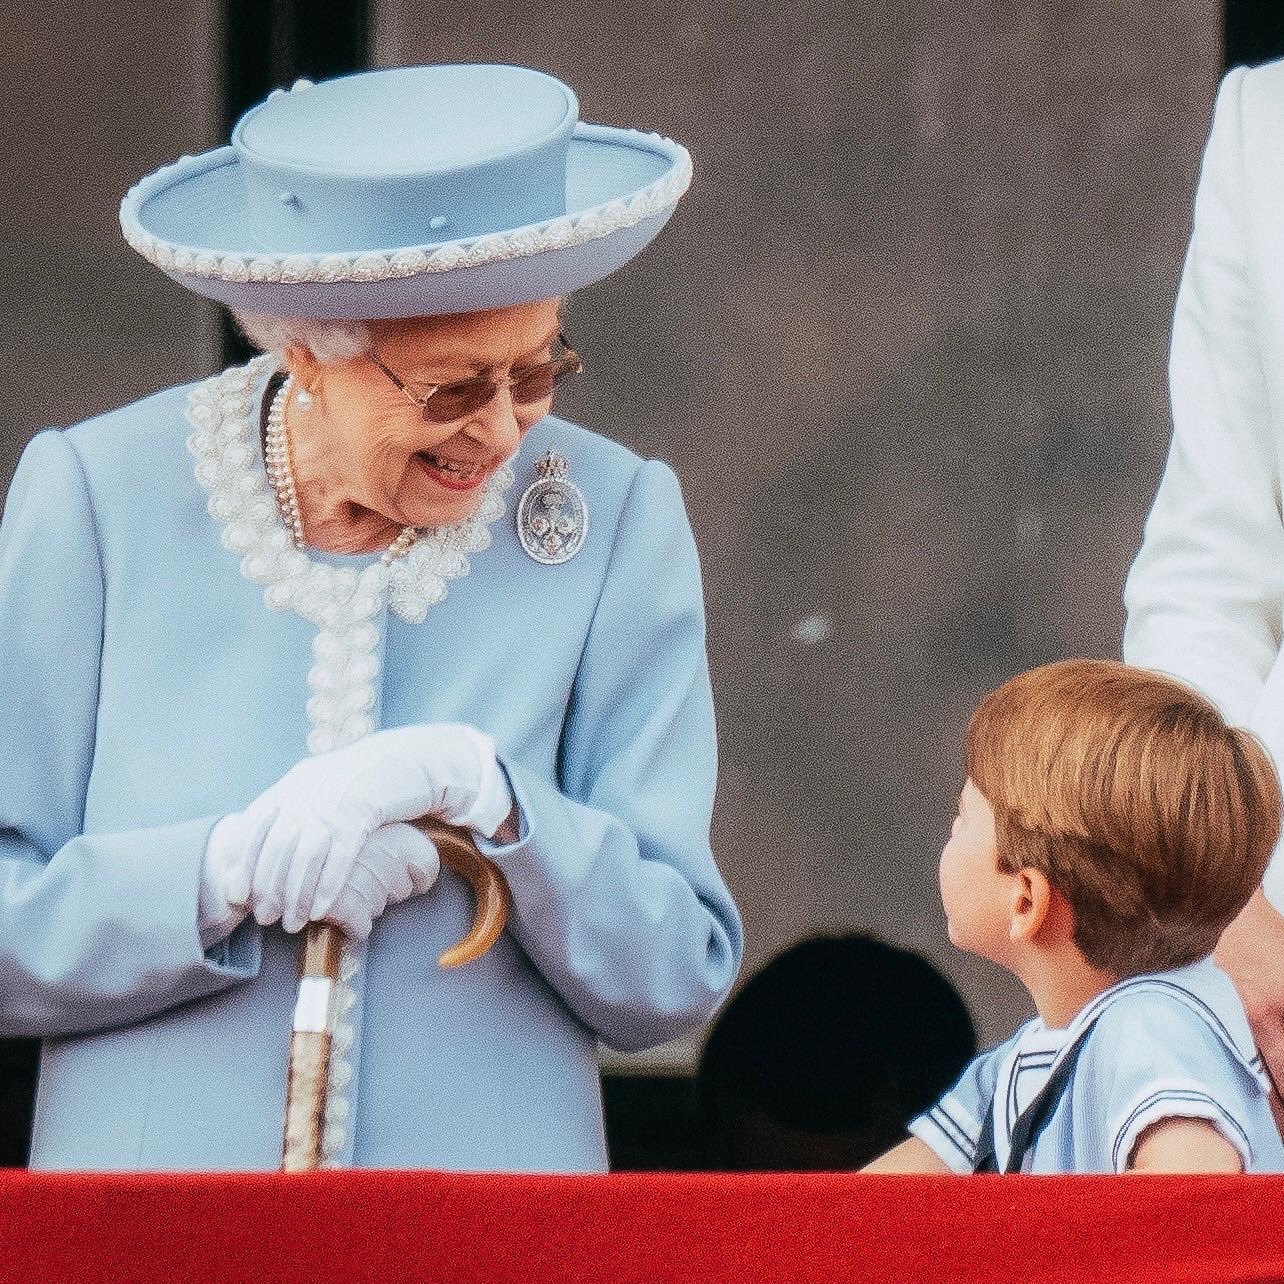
[415,819,511,968]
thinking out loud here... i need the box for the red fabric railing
[1,1172,1282,1283]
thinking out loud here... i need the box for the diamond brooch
[516,449,588,565]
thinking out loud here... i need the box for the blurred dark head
[697,934,976,1170]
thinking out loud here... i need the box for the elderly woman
[0,64,742,1171]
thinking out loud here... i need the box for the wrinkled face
[295,298,563,529]
[938,779,1014,964]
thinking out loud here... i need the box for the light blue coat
[0,368,742,1171]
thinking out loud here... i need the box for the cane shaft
[301,922,344,978]
[281,921,344,1172]
[282,1029,331,1171]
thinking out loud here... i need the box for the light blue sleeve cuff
[908,1099,981,1175]
[0,814,262,1038]
[470,756,740,1052]
[475,756,531,852]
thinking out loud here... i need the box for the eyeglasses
[368,332,583,424]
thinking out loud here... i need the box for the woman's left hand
[217,723,513,932]
[321,821,442,941]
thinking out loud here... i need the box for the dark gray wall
[2,4,1224,1066]
[2,2,222,482]
[376,1,1223,1060]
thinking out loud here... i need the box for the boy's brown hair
[966,659,1281,977]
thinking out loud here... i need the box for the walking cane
[280,820,511,1171]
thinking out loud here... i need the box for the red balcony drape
[2,1171,1282,1283]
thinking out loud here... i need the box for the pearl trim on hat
[120,127,692,286]
[186,355,513,1165]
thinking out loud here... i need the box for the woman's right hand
[319,822,441,941]
[202,816,441,940]
[205,723,511,934]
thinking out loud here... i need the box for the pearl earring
[295,387,313,409]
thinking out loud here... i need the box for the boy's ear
[1009,868,1053,943]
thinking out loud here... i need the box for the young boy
[865,659,1284,1174]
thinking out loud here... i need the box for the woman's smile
[414,450,489,491]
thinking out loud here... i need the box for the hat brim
[121,124,691,319]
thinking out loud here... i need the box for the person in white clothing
[1124,58,1284,1116]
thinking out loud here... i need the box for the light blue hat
[120,64,692,319]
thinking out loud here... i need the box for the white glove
[198,808,276,947]
[321,822,441,941]
[213,723,510,933]
[201,818,443,941]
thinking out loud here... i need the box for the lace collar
[185,355,513,625]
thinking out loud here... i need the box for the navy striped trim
[1111,1089,1253,1170]
[926,1103,977,1165]
[1080,977,1245,1061]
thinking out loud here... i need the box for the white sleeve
[1123,66,1284,727]
[1110,1078,1255,1174]
[1089,999,1262,1173]
[908,1037,1015,1174]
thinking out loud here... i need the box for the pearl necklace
[265,374,419,565]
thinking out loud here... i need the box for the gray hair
[232,310,375,364]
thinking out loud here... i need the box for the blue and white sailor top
[910,960,1284,1174]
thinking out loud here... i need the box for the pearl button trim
[185,355,514,1164]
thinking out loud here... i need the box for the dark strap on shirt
[971,1029,1093,1173]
